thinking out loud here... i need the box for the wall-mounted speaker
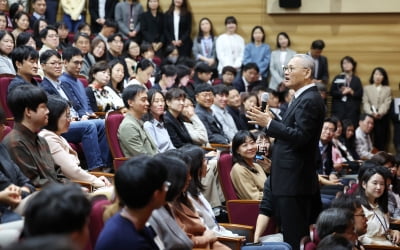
[279,0,301,8]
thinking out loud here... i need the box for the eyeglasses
[283,65,308,73]
[46,61,62,67]
[163,181,171,192]
[198,92,214,98]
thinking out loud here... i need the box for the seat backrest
[217,152,238,201]
[300,236,317,250]
[88,198,111,248]
[0,125,11,141]
[105,110,125,159]
[0,75,14,121]
[78,75,89,88]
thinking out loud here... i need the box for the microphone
[261,92,269,112]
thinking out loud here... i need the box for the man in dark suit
[233,62,263,93]
[307,40,329,85]
[89,0,117,34]
[247,54,325,249]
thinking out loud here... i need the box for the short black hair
[212,84,229,96]
[369,67,389,86]
[39,25,57,40]
[195,63,212,73]
[331,194,362,212]
[242,62,260,73]
[40,49,61,64]
[107,33,123,43]
[73,32,90,43]
[16,31,34,48]
[316,207,353,239]
[311,39,325,50]
[103,19,118,30]
[224,16,237,25]
[179,145,206,197]
[7,85,47,123]
[316,234,353,250]
[122,84,147,108]
[44,95,70,132]
[222,66,237,76]
[24,183,91,237]
[251,26,265,43]
[359,113,374,122]
[276,32,291,48]
[62,46,83,61]
[194,83,213,95]
[115,156,167,209]
[165,87,186,102]
[88,61,110,83]
[10,45,39,72]
[324,117,337,131]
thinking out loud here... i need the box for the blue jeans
[62,119,110,170]
[63,14,84,33]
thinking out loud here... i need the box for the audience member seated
[30,0,47,29]
[240,92,259,130]
[341,119,359,160]
[164,88,193,147]
[269,32,296,91]
[316,234,353,250]
[220,66,237,87]
[152,64,177,94]
[193,62,213,85]
[216,16,244,75]
[123,39,141,79]
[357,166,400,246]
[8,46,40,93]
[6,234,80,250]
[89,38,107,64]
[40,50,111,172]
[143,89,175,153]
[355,114,375,160]
[332,118,358,170]
[114,0,143,40]
[174,64,193,96]
[94,19,118,46]
[118,85,158,157]
[169,153,230,250]
[331,194,368,249]
[107,59,125,97]
[181,97,209,146]
[306,39,329,85]
[16,32,37,49]
[32,18,47,49]
[95,156,168,250]
[106,34,124,61]
[147,153,194,249]
[39,96,111,188]
[85,61,124,112]
[231,130,267,200]
[55,21,70,51]
[195,84,230,144]
[38,25,58,56]
[316,208,358,248]
[211,84,238,141]
[0,12,7,32]
[3,85,61,187]
[226,86,248,130]
[233,62,261,93]
[23,183,91,249]
[244,26,270,79]
[72,33,93,78]
[11,11,30,40]
[127,59,155,88]
[0,30,16,75]
[330,56,363,127]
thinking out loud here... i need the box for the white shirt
[173,12,180,41]
[98,0,106,18]
[211,104,238,141]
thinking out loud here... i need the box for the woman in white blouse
[269,32,296,90]
[0,30,16,75]
[39,96,111,189]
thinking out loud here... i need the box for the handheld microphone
[261,92,269,112]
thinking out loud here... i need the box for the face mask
[168,56,178,64]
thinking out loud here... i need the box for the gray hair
[292,54,315,78]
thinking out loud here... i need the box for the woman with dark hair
[230,130,267,200]
[8,2,23,27]
[153,64,177,94]
[341,119,359,160]
[123,39,141,78]
[107,59,125,96]
[15,31,36,49]
[163,44,180,65]
[357,166,400,246]
[0,30,15,75]
[330,56,363,127]
[164,0,193,57]
[147,153,194,250]
[192,17,217,68]
[164,87,193,148]
[239,92,259,130]
[85,61,124,112]
[269,32,296,90]
[0,11,8,31]
[139,0,164,54]
[38,96,111,188]
[363,67,392,151]
[32,18,47,48]
[90,37,107,62]
[181,98,209,146]
[143,89,175,153]
[11,11,29,39]
[243,25,271,79]
[127,59,155,88]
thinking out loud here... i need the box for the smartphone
[245,242,262,246]
[254,154,264,160]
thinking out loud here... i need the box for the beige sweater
[230,162,266,200]
[39,129,105,188]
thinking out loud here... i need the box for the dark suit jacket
[307,53,329,84]
[195,104,229,144]
[316,141,334,175]
[163,11,193,57]
[233,78,264,93]
[164,110,192,148]
[139,11,164,44]
[89,0,117,34]
[265,85,325,196]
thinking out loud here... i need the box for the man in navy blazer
[307,40,329,85]
[247,54,325,249]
